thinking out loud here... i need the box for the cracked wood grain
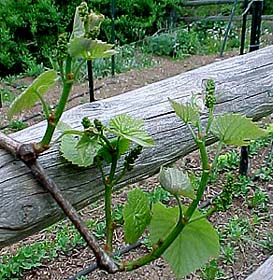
[246,256,273,280]
[0,46,273,247]
[0,133,118,273]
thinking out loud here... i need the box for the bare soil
[0,53,231,129]
[0,52,272,280]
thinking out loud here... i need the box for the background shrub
[0,0,63,75]
[1,0,266,77]
[264,0,273,15]
[0,0,183,76]
[144,28,200,57]
[145,33,176,56]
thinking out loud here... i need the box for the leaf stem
[95,157,107,185]
[205,107,214,135]
[188,207,215,224]
[211,141,223,172]
[175,195,183,218]
[121,137,211,272]
[197,116,203,136]
[121,195,185,271]
[39,57,73,149]
[187,124,197,142]
[34,90,50,120]
[74,60,86,80]
[58,60,65,82]
[112,167,127,186]
[185,139,210,220]
[105,182,114,252]
[109,153,118,182]
[105,151,118,253]
[100,133,113,151]
[209,141,224,182]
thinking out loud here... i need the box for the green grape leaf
[159,167,195,199]
[70,5,85,39]
[211,114,267,146]
[123,189,151,244]
[56,121,84,143]
[97,145,112,164]
[150,203,220,278]
[109,114,154,147]
[68,38,117,60]
[60,133,101,167]
[57,121,73,133]
[97,137,131,163]
[8,70,57,119]
[169,98,199,126]
[117,138,131,155]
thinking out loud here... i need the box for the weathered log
[246,255,273,280]
[0,46,273,248]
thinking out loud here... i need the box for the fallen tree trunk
[246,255,273,280]
[0,46,273,248]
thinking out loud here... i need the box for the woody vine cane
[1,2,119,272]
[1,2,270,279]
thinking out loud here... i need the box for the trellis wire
[220,0,240,57]
[67,241,142,280]
[180,14,273,22]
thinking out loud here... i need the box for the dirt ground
[0,53,233,129]
[0,52,272,280]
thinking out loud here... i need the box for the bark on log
[246,255,273,280]
[0,46,273,248]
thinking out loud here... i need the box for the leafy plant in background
[0,88,15,106]
[144,28,200,58]
[221,243,236,264]
[201,259,224,280]
[7,2,115,153]
[0,0,62,75]
[233,175,254,197]
[0,241,57,279]
[8,120,28,132]
[1,2,270,280]
[247,189,269,211]
[0,185,174,279]
[145,33,176,56]
[1,0,255,79]
[91,44,155,79]
[0,0,182,76]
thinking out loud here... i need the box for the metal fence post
[239,0,264,175]
[240,0,249,55]
[87,60,95,102]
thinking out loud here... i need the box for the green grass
[0,127,272,280]
[0,241,57,279]
[87,44,156,80]
[8,120,28,132]
[0,186,170,279]
[0,88,16,106]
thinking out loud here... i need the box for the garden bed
[0,52,272,280]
